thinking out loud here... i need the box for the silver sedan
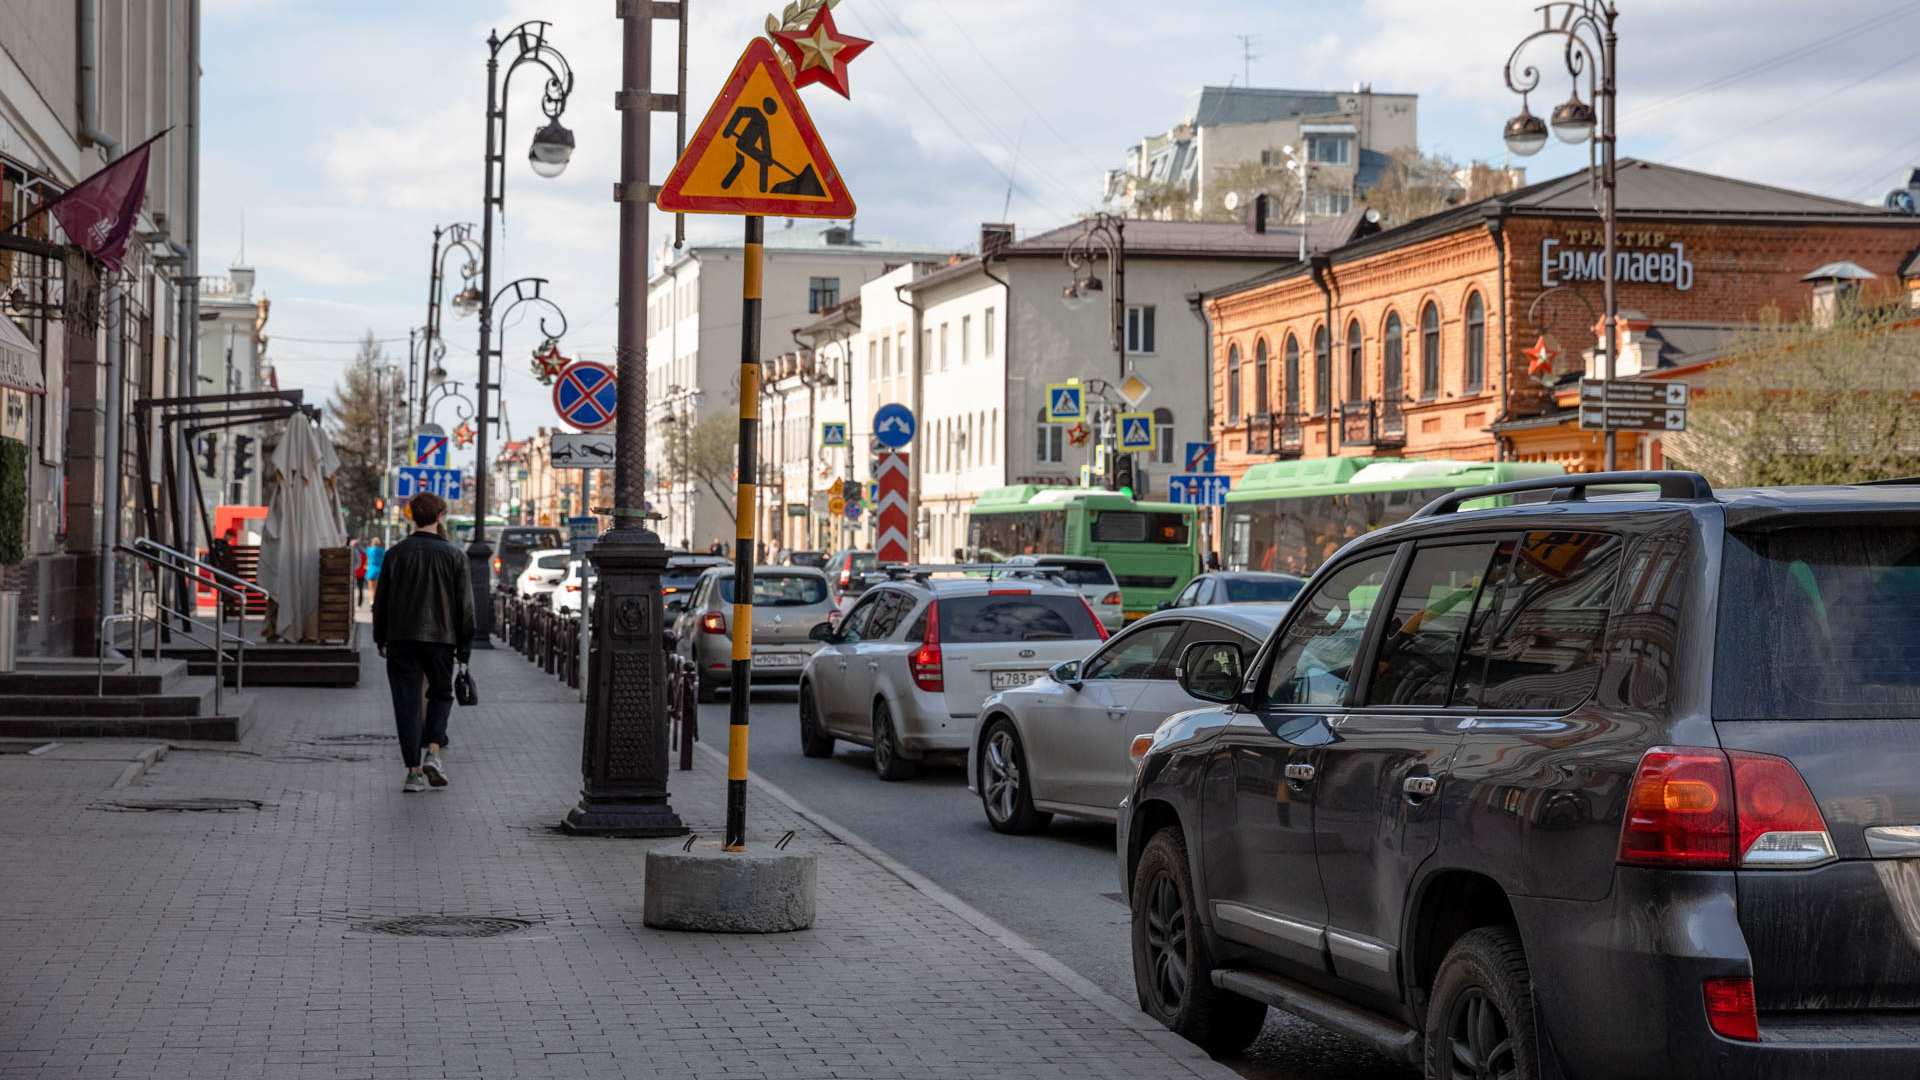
[967,604,1289,834]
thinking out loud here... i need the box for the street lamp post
[1062,214,1128,489]
[473,21,576,646]
[1502,0,1618,469]
[419,223,483,426]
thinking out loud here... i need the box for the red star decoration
[531,342,569,383]
[1524,336,1559,376]
[771,5,871,99]
[452,423,475,449]
[1067,423,1089,446]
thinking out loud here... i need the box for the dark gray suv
[1119,471,1920,1078]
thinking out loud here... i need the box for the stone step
[190,660,360,688]
[0,711,250,742]
[0,659,192,697]
[0,675,223,717]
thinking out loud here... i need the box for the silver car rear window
[718,574,829,607]
[937,594,1099,643]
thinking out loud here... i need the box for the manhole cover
[353,916,532,938]
[97,797,265,812]
[310,733,396,744]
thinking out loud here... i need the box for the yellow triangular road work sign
[656,38,856,218]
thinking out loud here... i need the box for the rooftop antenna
[1002,119,1026,223]
[235,209,246,265]
[1236,35,1260,88]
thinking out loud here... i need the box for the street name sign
[397,466,463,500]
[412,433,449,468]
[550,433,615,468]
[1184,442,1216,473]
[654,38,856,219]
[1579,379,1689,406]
[1046,383,1084,422]
[553,361,618,431]
[1169,474,1232,506]
[873,403,915,448]
[820,421,848,447]
[1118,411,1156,452]
[1580,403,1689,432]
[1579,379,1689,432]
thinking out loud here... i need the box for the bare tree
[1668,303,1920,486]
[1359,149,1522,228]
[661,411,740,525]
[325,331,405,538]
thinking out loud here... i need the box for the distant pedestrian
[709,538,728,556]
[372,492,475,794]
[352,540,368,606]
[365,538,386,599]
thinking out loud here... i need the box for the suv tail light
[839,566,851,587]
[493,557,502,572]
[699,611,727,635]
[1080,596,1110,640]
[1703,977,1759,1041]
[910,601,942,692]
[1100,590,1123,606]
[1618,747,1835,869]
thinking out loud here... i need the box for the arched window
[1226,344,1241,423]
[1253,339,1270,417]
[1384,312,1404,404]
[1420,302,1441,401]
[1346,319,1364,403]
[1313,326,1331,414]
[1284,335,1301,415]
[1153,407,1175,465]
[1465,292,1486,394]
[1035,407,1063,464]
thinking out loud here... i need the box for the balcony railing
[1381,396,1405,443]
[1338,400,1407,448]
[1244,412,1304,458]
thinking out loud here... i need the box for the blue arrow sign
[1184,441,1216,473]
[413,433,449,468]
[1045,382,1084,422]
[1118,412,1155,452]
[873,403,916,448]
[1169,474,1231,506]
[820,422,848,448]
[397,466,464,501]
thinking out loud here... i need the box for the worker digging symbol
[721,96,827,197]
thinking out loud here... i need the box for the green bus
[1225,458,1568,575]
[966,486,1201,619]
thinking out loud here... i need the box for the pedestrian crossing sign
[820,422,848,448]
[655,38,856,218]
[1046,382,1084,423]
[1118,411,1156,452]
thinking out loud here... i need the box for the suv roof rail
[1409,470,1715,519]
[1854,476,1920,486]
[863,563,1070,585]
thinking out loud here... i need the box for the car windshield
[937,593,1101,643]
[1222,576,1304,603]
[843,553,878,571]
[1038,563,1114,586]
[718,574,829,606]
[786,551,827,568]
[1715,526,1920,720]
[503,533,561,556]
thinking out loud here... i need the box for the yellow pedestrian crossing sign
[820,422,848,448]
[1118,411,1156,452]
[1046,382,1084,422]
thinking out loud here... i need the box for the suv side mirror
[1050,659,1082,689]
[1155,600,1173,612]
[808,622,840,644]
[1177,640,1245,704]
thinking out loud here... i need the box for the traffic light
[197,434,218,474]
[374,497,386,514]
[232,435,255,481]
[1114,454,1136,498]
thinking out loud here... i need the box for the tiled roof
[1184,87,1343,128]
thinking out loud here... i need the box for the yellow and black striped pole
[725,215,763,851]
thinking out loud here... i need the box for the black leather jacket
[372,531,476,656]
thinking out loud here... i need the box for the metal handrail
[133,535,270,602]
[108,544,247,712]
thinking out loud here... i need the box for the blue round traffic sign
[554,361,618,431]
[873,403,916,448]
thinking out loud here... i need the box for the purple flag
[44,132,162,272]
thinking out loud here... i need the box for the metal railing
[100,543,255,713]
[133,536,271,645]
[1244,411,1304,457]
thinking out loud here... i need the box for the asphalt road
[712,689,1419,1080]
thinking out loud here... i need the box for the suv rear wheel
[1132,828,1266,1056]
[871,700,917,781]
[798,683,834,758]
[980,720,1051,834]
[1424,926,1538,1080]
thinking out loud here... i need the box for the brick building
[1201,160,1920,477]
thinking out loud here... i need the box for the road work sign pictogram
[655,38,856,219]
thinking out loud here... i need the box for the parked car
[549,557,594,616]
[967,604,1286,834]
[489,527,567,589]
[1002,555,1127,632]
[663,554,730,610]
[1162,570,1306,609]
[673,567,836,703]
[516,547,571,601]
[825,550,881,601]
[1119,470,1920,1076]
[798,573,1108,781]
[780,550,828,568]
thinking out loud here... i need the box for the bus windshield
[1229,488,1453,576]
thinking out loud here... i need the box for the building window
[808,277,839,314]
[1307,136,1351,165]
[1421,302,1441,400]
[1035,406,1063,463]
[1313,326,1331,414]
[962,314,972,365]
[1126,305,1156,354]
[1465,292,1486,394]
[1226,343,1241,423]
[881,335,892,378]
[1384,312,1404,403]
[1346,319,1364,403]
[939,323,949,371]
[1284,335,1301,414]
[923,329,933,373]
[1154,407,1175,466]
[867,339,876,380]
[990,408,998,463]
[984,307,996,358]
[1309,190,1353,217]
[1253,339,1270,417]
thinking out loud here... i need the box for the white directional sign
[549,433,615,469]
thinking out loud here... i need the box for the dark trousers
[385,641,454,768]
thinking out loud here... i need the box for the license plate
[752,653,804,668]
[990,670,1043,691]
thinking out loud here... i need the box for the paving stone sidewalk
[0,639,1232,1080]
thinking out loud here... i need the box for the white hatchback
[1002,555,1126,632]
[517,547,571,601]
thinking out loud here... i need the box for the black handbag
[454,662,478,707]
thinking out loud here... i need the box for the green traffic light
[1119,487,1134,498]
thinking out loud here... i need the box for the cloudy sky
[197,0,1920,438]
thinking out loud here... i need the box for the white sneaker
[422,753,448,788]
[403,772,428,793]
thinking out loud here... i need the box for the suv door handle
[867,661,879,671]
[1403,776,1438,799]
[1285,763,1316,782]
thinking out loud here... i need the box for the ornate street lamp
[415,222,483,426]
[1061,213,1126,376]
[1502,0,1621,468]
[471,21,575,645]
